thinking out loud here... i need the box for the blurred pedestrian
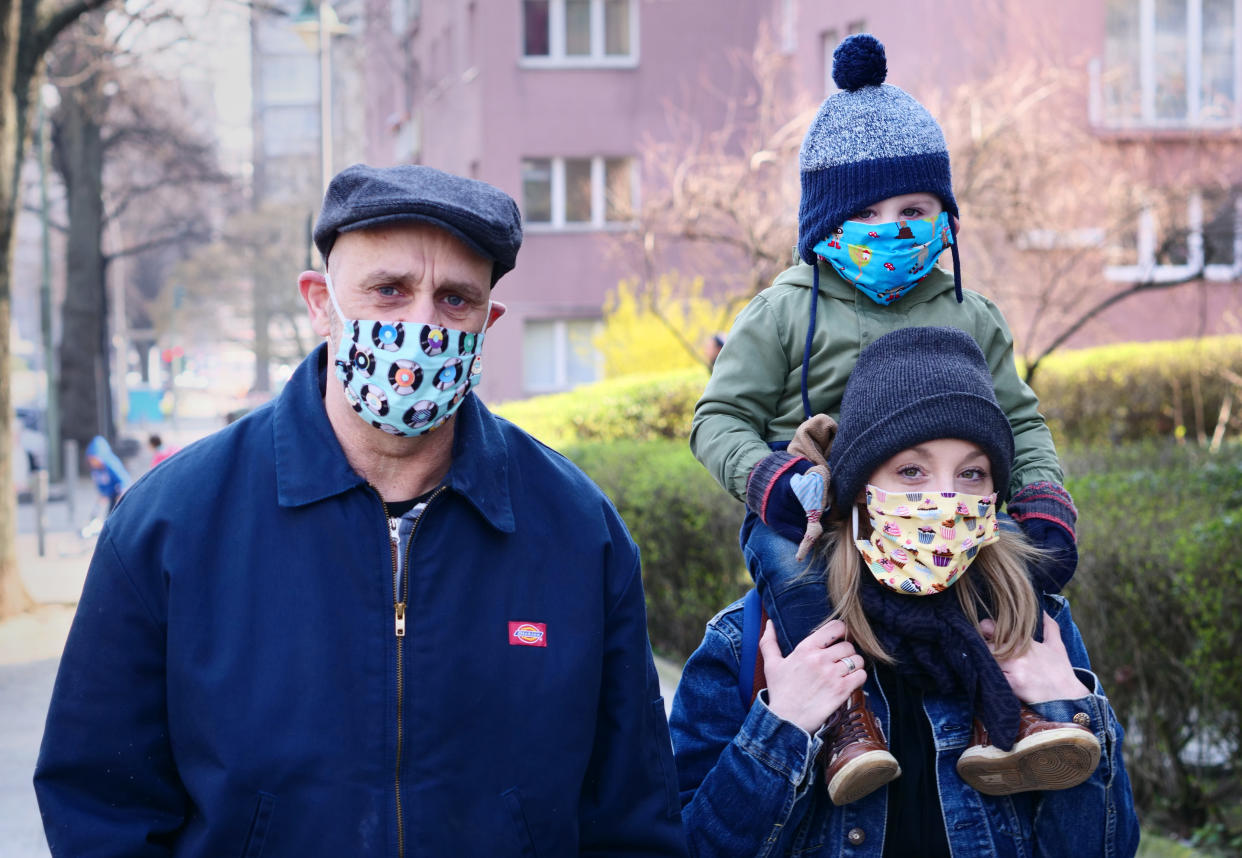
[147,433,179,467]
[80,435,131,538]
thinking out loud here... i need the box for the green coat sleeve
[971,294,1064,493]
[690,293,790,503]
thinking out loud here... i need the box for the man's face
[302,221,504,345]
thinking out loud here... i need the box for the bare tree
[47,8,229,448]
[938,60,1242,384]
[609,30,816,367]
[166,201,318,382]
[0,0,116,618]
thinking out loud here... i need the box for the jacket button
[847,827,866,845]
[1073,712,1092,728]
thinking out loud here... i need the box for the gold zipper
[382,486,446,858]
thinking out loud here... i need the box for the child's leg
[740,512,832,655]
[741,513,900,804]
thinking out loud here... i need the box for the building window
[521,156,637,229]
[521,0,637,66]
[821,29,839,93]
[523,318,603,393]
[1099,0,1240,127]
[1106,189,1242,281]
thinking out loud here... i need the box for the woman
[670,327,1139,857]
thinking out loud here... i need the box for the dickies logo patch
[508,621,547,647]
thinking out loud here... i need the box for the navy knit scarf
[858,574,1022,751]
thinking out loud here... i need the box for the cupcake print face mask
[853,486,1000,595]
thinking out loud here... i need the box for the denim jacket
[669,593,1139,858]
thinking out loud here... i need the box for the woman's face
[865,438,994,497]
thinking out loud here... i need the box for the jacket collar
[273,344,516,533]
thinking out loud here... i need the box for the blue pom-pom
[832,34,887,91]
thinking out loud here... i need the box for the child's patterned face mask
[326,274,488,437]
[852,485,1000,595]
[812,211,953,305]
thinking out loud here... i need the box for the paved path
[0,659,57,857]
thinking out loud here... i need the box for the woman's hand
[979,612,1090,704]
[758,619,867,733]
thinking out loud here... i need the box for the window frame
[1094,0,1242,128]
[1105,190,1242,281]
[522,317,604,394]
[521,155,639,231]
[520,0,639,68]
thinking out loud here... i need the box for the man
[35,165,687,856]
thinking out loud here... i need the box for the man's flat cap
[314,164,523,285]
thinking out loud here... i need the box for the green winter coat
[691,261,1061,503]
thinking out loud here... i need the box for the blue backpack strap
[738,588,762,710]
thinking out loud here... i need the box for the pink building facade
[360,0,1242,403]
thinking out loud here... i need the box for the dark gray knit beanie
[314,163,523,285]
[797,34,958,266]
[828,327,1014,510]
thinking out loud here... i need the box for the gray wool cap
[314,163,523,285]
[828,327,1014,511]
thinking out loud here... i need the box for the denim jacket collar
[273,344,516,533]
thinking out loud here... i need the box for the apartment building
[360,0,1241,402]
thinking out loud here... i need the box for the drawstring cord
[800,263,820,420]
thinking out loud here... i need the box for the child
[690,34,1082,802]
[83,435,132,538]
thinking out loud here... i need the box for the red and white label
[508,621,547,647]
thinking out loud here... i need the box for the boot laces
[826,700,870,755]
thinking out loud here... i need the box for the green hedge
[561,439,749,660]
[1032,337,1242,446]
[496,369,705,448]
[1062,442,1242,841]
[498,336,1242,449]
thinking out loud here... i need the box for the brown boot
[821,688,901,805]
[955,706,1101,795]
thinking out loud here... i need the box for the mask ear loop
[324,273,347,324]
[852,502,860,543]
[479,300,493,337]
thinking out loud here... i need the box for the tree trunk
[0,0,37,617]
[52,47,108,449]
[0,0,115,619]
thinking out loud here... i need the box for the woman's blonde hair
[820,508,1043,664]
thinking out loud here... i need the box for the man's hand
[979,612,1090,704]
[759,619,866,733]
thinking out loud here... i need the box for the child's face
[848,192,942,224]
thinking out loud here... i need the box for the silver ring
[842,656,857,674]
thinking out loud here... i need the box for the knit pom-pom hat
[797,34,959,267]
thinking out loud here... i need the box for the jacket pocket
[240,791,276,858]
[502,787,539,858]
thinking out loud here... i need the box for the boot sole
[955,728,1102,795]
[827,750,901,805]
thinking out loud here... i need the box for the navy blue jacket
[35,345,686,857]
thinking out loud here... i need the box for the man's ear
[485,300,507,330]
[299,271,331,337]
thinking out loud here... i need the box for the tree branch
[1025,271,1206,384]
[33,0,115,60]
[104,224,211,262]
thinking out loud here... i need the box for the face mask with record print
[327,274,488,436]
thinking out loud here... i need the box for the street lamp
[292,0,348,196]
